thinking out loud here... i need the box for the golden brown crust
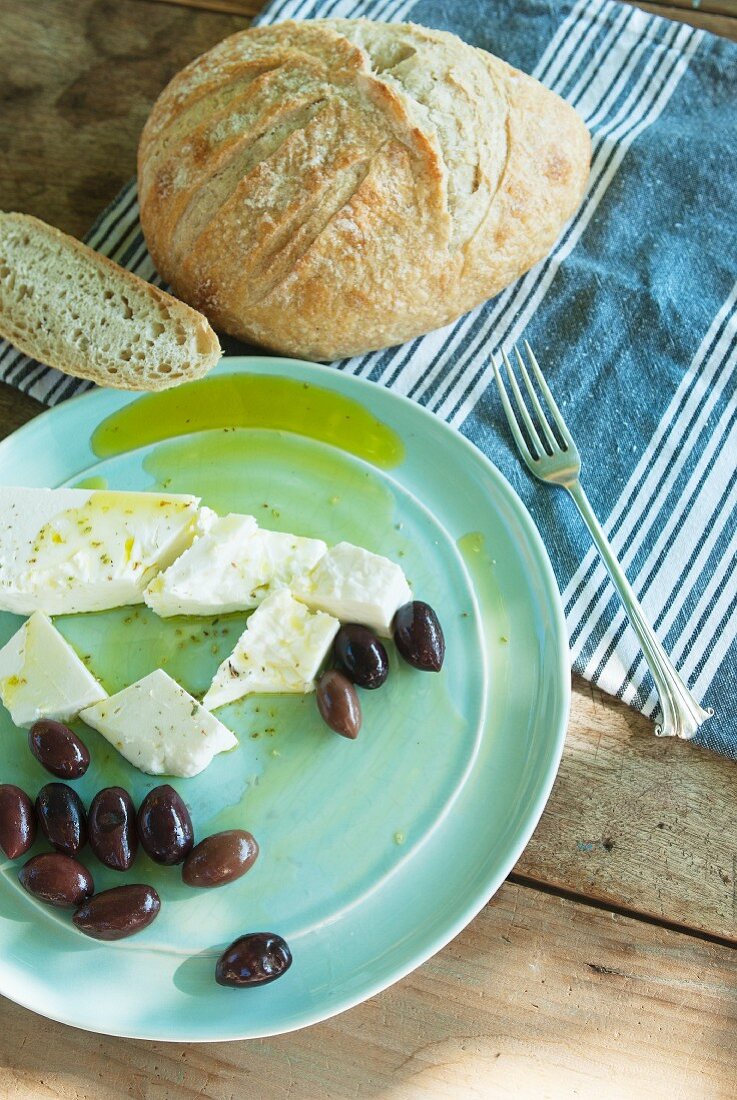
[464,57,591,306]
[138,19,590,361]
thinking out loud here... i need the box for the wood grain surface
[518,680,737,944]
[0,0,736,1094]
[1,881,736,1099]
[635,2,737,34]
[0,0,246,237]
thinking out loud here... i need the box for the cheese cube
[0,611,107,728]
[203,589,339,710]
[144,513,327,617]
[80,669,237,778]
[0,486,201,615]
[291,541,412,636]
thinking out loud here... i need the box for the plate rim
[0,356,570,1041]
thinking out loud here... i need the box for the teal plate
[0,357,569,1041]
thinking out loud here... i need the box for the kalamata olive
[334,624,389,689]
[137,784,194,865]
[88,787,138,871]
[0,784,36,859]
[19,852,94,908]
[29,719,90,780]
[316,670,361,739]
[182,830,259,889]
[392,601,445,672]
[215,932,292,988]
[73,884,160,941]
[36,782,87,856]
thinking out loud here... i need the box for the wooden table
[1,1,736,1094]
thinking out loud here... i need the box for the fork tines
[492,341,575,465]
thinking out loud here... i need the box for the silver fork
[493,341,712,740]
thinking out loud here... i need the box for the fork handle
[566,480,712,740]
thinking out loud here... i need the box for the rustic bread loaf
[138,19,590,362]
[0,212,221,391]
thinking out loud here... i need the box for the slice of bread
[0,212,221,391]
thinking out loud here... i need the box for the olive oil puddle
[72,475,108,490]
[141,428,399,549]
[91,373,404,469]
[457,531,510,647]
[457,531,511,744]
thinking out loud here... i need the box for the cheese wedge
[0,486,200,615]
[204,589,339,710]
[291,541,411,636]
[145,512,327,617]
[0,611,107,728]
[80,668,236,777]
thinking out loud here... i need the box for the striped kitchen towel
[1,0,736,757]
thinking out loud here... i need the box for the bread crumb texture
[138,19,591,360]
[0,213,221,391]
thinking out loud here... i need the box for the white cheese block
[0,611,107,728]
[0,486,201,615]
[203,589,339,710]
[144,514,327,617]
[80,668,237,778]
[291,541,412,636]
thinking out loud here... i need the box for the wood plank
[518,678,737,943]
[143,0,263,14]
[0,384,43,438]
[0,0,247,239]
[1,879,736,1099]
[644,0,737,16]
[631,1,737,34]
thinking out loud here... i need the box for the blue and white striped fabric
[2,0,736,756]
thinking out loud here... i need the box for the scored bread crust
[0,213,221,391]
[138,19,590,361]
